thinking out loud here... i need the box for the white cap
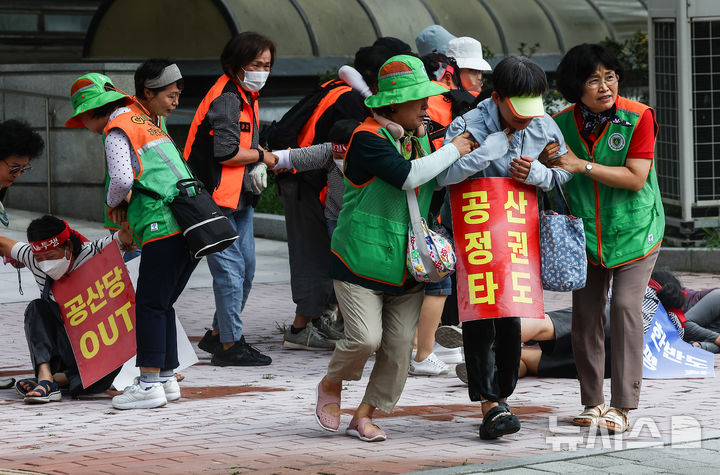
[446,37,492,72]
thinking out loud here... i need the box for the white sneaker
[112,380,167,410]
[433,342,464,364]
[409,352,450,376]
[163,376,181,402]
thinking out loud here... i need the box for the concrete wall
[0,63,138,221]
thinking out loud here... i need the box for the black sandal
[479,404,521,440]
[14,378,38,397]
[24,380,61,404]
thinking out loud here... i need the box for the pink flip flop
[346,417,387,442]
[314,381,341,432]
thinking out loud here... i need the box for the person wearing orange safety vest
[66,72,198,409]
[274,68,368,351]
[184,32,278,367]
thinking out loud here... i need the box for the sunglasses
[2,161,32,175]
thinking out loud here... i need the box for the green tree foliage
[600,31,648,85]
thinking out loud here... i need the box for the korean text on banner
[52,242,136,388]
[449,177,544,321]
[642,302,715,379]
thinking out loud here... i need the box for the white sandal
[598,407,630,433]
[572,403,606,427]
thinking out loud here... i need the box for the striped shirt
[10,233,120,301]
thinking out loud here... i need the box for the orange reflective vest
[426,81,453,151]
[184,74,259,209]
[296,80,353,148]
[104,102,190,246]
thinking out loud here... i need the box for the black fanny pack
[136,179,238,258]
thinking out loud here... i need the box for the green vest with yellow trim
[553,96,664,268]
[104,105,191,246]
[330,118,435,286]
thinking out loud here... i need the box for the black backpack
[260,79,346,150]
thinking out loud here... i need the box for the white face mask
[37,254,71,280]
[238,68,269,92]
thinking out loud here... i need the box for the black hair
[328,119,361,144]
[373,37,412,56]
[651,270,686,309]
[421,52,461,87]
[90,98,128,119]
[221,32,276,78]
[26,215,82,259]
[0,119,44,161]
[556,43,625,104]
[492,56,548,99]
[134,58,184,99]
[354,45,396,89]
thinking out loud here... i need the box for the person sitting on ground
[0,215,135,403]
[0,119,44,227]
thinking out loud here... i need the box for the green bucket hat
[65,73,131,128]
[364,55,448,109]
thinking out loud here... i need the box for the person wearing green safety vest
[542,43,664,435]
[103,59,184,262]
[314,55,474,442]
[66,72,198,410]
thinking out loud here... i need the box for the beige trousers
[327,280,424,413]
[571,247,659,409]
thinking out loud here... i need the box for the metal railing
[1,87,69,214]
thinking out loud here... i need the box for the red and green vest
[104,103,191,246]
[330,117,435,286]
[553,96,664,268]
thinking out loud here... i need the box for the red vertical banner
[52,242,136,388]
[450,177,544,321]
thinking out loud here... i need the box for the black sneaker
[211,337,272,366]
[198,330,222,355]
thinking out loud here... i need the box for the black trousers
[276,171,334,317]
[136,234,198,369]
[463,317,521,402]
[24,299,119,395]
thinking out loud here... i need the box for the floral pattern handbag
[406,190,456,283]
[539,179,587,291]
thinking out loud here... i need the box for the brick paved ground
[1,210,719,474]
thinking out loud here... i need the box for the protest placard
[643,302,715,379]
[450,177,544,321]
[52,242,136,388]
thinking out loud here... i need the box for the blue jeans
[206,207,255,343]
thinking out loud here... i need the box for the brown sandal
[572,403,605,427]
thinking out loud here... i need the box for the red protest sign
[52,242,136,388]
[450,177,544,321]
